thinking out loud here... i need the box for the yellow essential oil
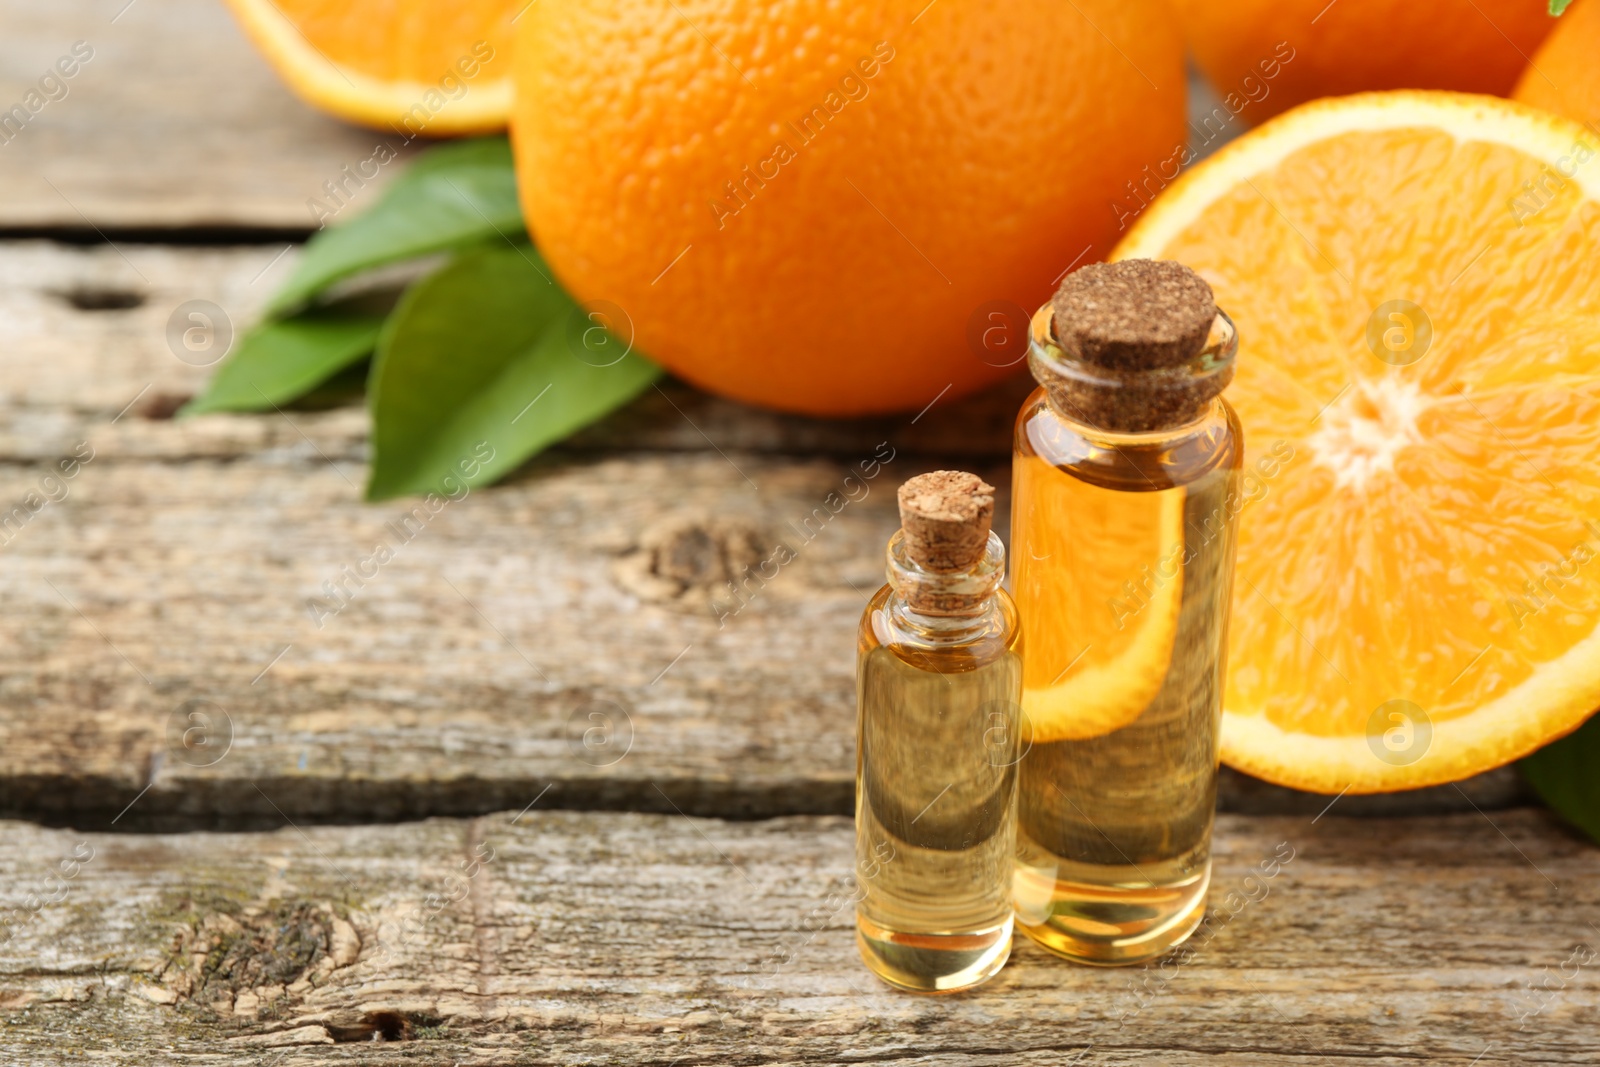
[855,472,1023,992]
[1009,260,1243,966]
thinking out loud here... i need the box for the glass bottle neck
[1028,301,1237,435]
[1021,389,1239,494]
[881,529,1007,645]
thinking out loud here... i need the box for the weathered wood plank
[0,240,1027,459]
[2,809,1597,1064]
[0,0,418,230]
[0,445,891,826]
[0,237,1016,831]
[0,236,1001,824]
[0,240,1532,827]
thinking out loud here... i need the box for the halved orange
[224,0,516,134]
[1116,92,1600,793]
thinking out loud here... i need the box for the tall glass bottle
[1009,260,1242,966]
[856,471,1024,993]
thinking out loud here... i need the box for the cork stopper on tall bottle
[897,471,995,573]
[1040,258,1234,433]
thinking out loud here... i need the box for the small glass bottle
[1009,259,1242,966]
[855,471,1024,993]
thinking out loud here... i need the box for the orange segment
[224,0,516,133]
[1012,455,1186,742]
[1116,92,1600,793]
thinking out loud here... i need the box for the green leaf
[181,309,385,416]
[268,136,522,316]
[285,358,373,412]
[366,242,660,501]
[1551,0,1573,15]
[1520,711,1600,844]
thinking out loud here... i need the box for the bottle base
[1013,860,1210,966]
[855,914,1013,993]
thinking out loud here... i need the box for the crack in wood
[468,816,500,1018]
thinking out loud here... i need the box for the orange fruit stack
[1115,92,1600,793]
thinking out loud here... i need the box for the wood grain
[2,808,1597,1063]
[0,0,418,230]
[0,244,1020,828]
[0,240,1532,828]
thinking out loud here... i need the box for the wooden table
[1,2,1595,1062]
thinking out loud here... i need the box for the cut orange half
[224,0,516,134]
[1116,92,1600,793]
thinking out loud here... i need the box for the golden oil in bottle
[1009,260,1243,966]
[856,471,1023,992]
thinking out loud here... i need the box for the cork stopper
[1052,259,1216,370]
[897,471,995,573]
[1038,259,1234,433]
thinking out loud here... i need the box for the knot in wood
[613,515,767,605]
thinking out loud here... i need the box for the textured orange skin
[1173,0,1556,125]
[512,0,1185,416]
[1515,0,1600,125]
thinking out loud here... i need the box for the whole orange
[1514,0,1600,125]
[1171,0,1556,125]
[511,1,1185,416]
